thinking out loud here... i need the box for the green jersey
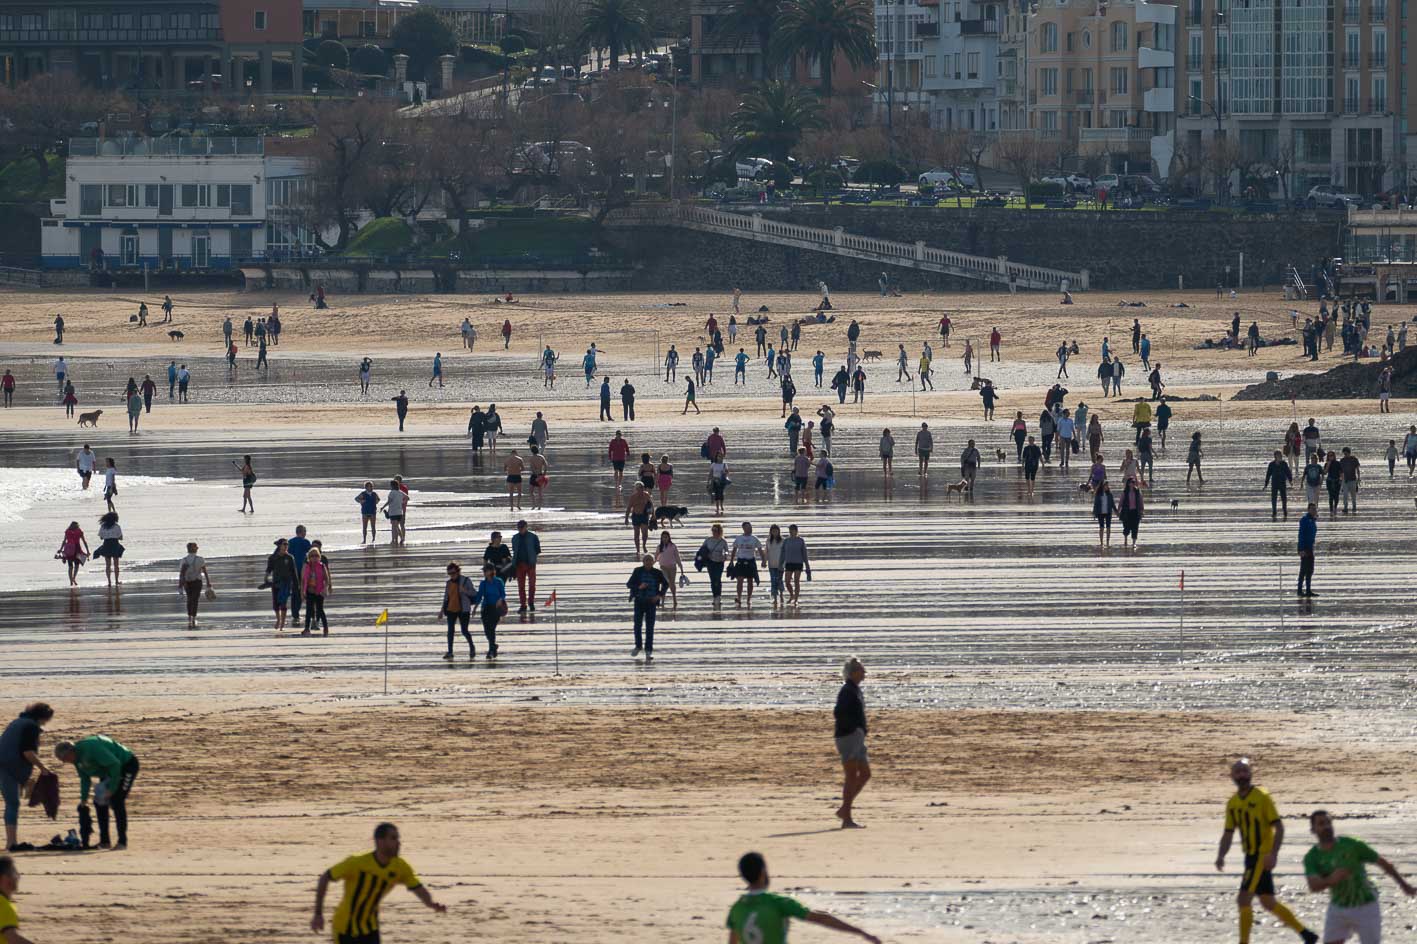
[73,735,134,803]
[1304,836,1380,908]
[726,891,810,944]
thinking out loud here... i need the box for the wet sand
[3,287,1417,943]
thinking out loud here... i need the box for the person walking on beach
[962,339,974,374]
[56,520,88,587]
[528,447,549,510]
[61,381,77,419]
[236,455,255,513]
[664,344,679,383]
[503,450,525,511]
[53,314,64,344]
[512,520,540,613]
[1092,481,1115,546]
[125,389,141,432]
[1265,450,1292,516]
[178,542,210,629]
[1323,451,1342,515]
[1057,341,1070,378]
[540,346,558,388]
[1303,809,1415,943]
[392,390,409,432]
[501,319,512,349]
[222,316,233,351]
[726,851,881,944]
[1215,758,1319,944]
[708,451,729,514]
[286,526,312,622]
[140,375,156,414]
[654,455,674,505]
[265,539,297,632]
[1,702,54,853]
[731,521,766,606]
[625,483,654,556]
[782,524,810,604]
[834,657,871,829]
[1,369,13,408]
[1021,436,1042,496]
[627,554,668,661]
[94,512,124,586]
[915,423,933,475]
[312,823,446,940]
[960,439,981,491]
[75,445,96,491]
[428,352,443,388]
[696,523,729,601]
[989,326,1001,362]
[1118,478,1143,548]
[655,530,683,607]
[1403,425,1417,476]
[609,431,630,489]
[356,482,379,543]
[441,561,477,660]
[617,378,636,421]
[682,377,700,414]
[530,412,548,453]
[598,376,612,421]
[300,547,331,636]
[1186,432,1204,484]
[55,735,139,849]
[177,364,190,402]
[1339,447,1361,513]
[101,459,118,513]
[484,404,502,449]
[880,428,894,475]
[382,482,407,545]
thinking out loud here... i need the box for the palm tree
[578,0,653,70]
[769,0,877,98]
[731,81,825,162]
[712,0,783,80]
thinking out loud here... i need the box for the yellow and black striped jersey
[328,852,421,937]
[1225,786,1281,857]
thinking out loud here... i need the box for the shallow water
[4,405,1416,713]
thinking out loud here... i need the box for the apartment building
[302,0,523,46]
[875,0,933,122]
[41,136,312,270]
[1024,0,1177,177]
[1177,0,1408,198]
[919,0,1003,130]
[688,0,876,87]
[0,0,304,94]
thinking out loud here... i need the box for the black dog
[167,330,185,341]
[1170,499,1180,509]
[654,505,689,526]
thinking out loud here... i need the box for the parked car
[1065,173,1093,191]
[735,157,773,179]
[918,168,977,189]
[1038,175,1070,189]
[1306,184,1363,209]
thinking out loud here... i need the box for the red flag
[544,590,556,607]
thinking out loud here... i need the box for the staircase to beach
[607,204,1089,292]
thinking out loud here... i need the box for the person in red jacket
[608,431,630,489]
[990,326,1002,362]
[501,319,512,349]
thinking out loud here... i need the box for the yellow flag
[375,609,389,626]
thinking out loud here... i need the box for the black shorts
[1240,854,1275,895]
[1024,465,1038,480]
[612,460,625,471]
[784,562,804,572]
[506,474,522,484]
[631,512,649,526]
[794,476,808,490]
[336,931,380,944]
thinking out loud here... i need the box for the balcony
[1341,52,1359,68]
[1080,126,1151,151]
[1073,88,1094,104]
[1370,52,1387,67]
[1372,1,1388,16]
[0,27,222,45]
[69,137,264,158]
[1143,87,1174,112]
[1138,46,1173,68]
[959,18,999,34]
[914,21,938,36]
[1372,97,1388,112]
[1344,96,1360,113]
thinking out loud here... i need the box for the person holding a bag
[441,561,477,661]
[300,547,331,636]
[482,531,513,581]
[708,451,729,514]
[471,562,506,659]
[57,521,89,587]
[695,524,728,601]
[178,542,210,629]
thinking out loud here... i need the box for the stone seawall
[604,206,1344,291]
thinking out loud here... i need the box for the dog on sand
[167,330,185,341]
[862,350,883,362]
[77,410,103,427]
[654,505,689,526]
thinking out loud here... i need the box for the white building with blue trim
[42,136,312,271]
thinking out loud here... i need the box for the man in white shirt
[731,522,767,606]
[102,459,118,513]
[383,479,408,546]
[75,445,97,489]
[1056,411,1075,470]
[54,357,67,390]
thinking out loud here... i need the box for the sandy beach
[3,285,1417,944]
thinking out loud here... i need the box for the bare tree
[427,108,508,233]
[0,75,116,185]
[995,132,1045,208]
[299,99,399,250]
[1204,135,1240,201]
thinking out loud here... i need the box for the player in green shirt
[55,735,140,848]
[725,852,880,944]
[1304,810,1414,943]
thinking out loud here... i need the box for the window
[1066,31,1074,51]
[1111,67,1128,94]
[924,55,936,78]
[1041,110,1058,131]
[1373,74,1388,112]
[1041,22,1058,52]
[254,10,268,30]
[1111,21,1127,51]
[80,185,101,216]
[1041,67,1058,95]
[1346,75,1360,112]
[1188,31,1202,68]
[231,228,253,259]
[47,9,77,30]
[967,52,980,79]
[1154,23,1174,51]
[200,13,219,29]
[105,184,136,208]
[1065,68,1074,93]
[19,14,41,30]
[1372,29,1387,67]
[180,184,210,208]
[144,185,159,207]
[80,13,106,29]
[1109,109,1127,127]
[231,185,252,215]
[1189,77,1202,114]
[216,184,231,208]
[140,13,161,29]
[170,12,192,28]
[113,13,133,28]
